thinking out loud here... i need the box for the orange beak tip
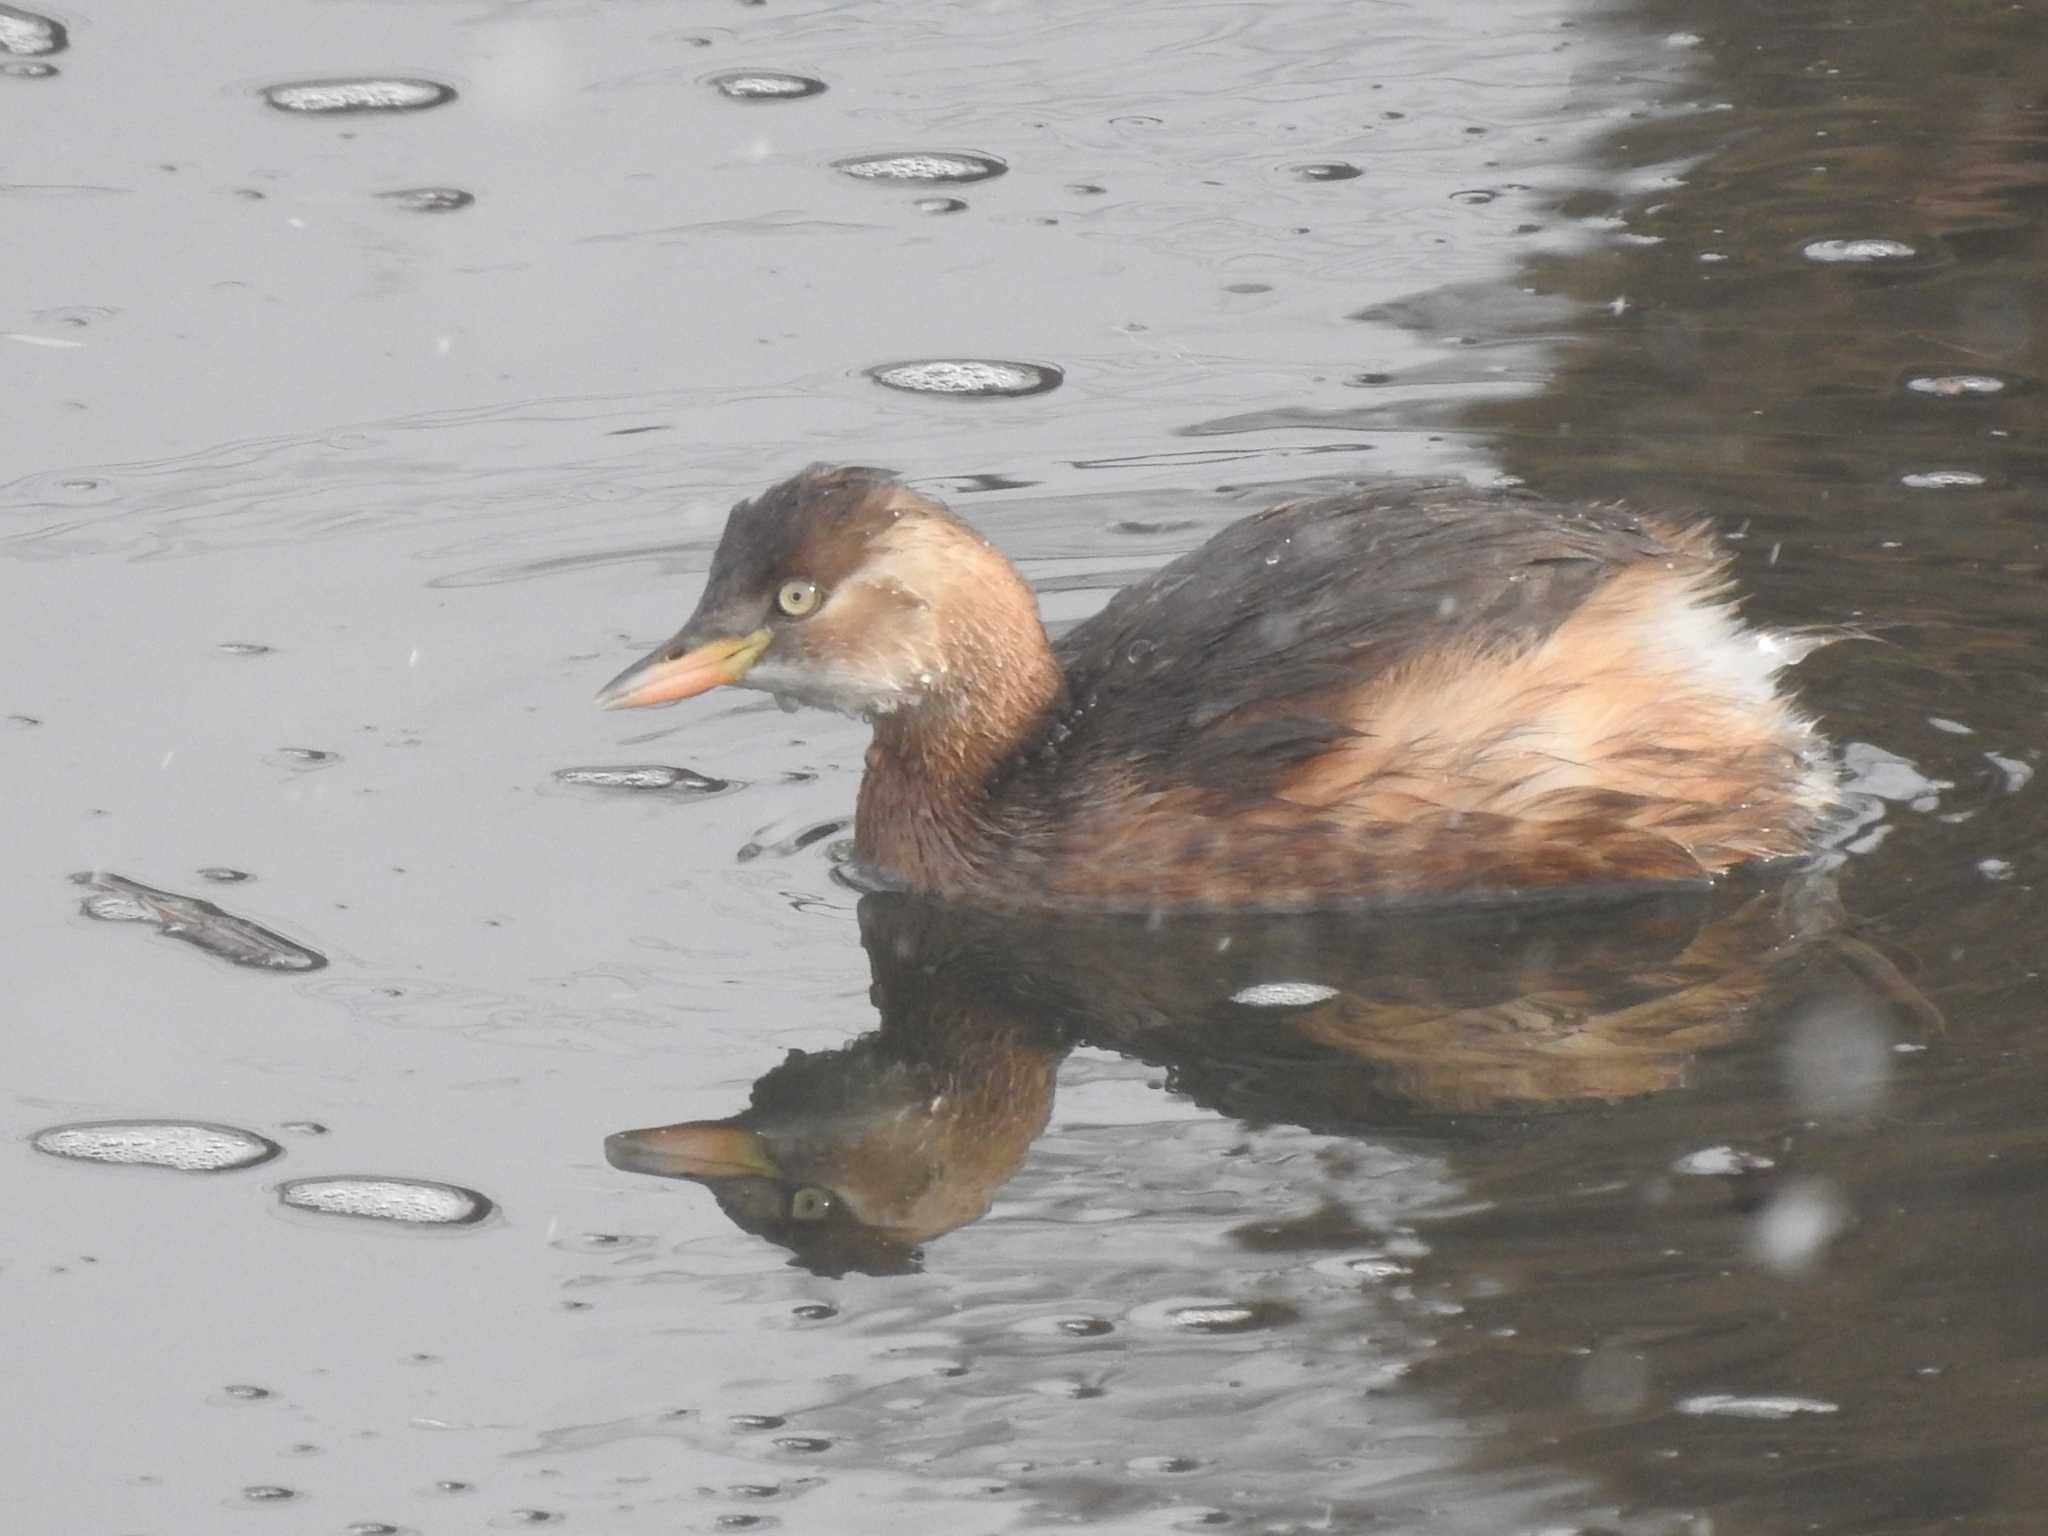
[595,630,770,711]
[606,1121,780,1180]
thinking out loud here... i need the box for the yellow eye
[788,1186,836,1223]
[776,579,822,618]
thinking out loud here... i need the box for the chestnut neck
[855,626,1064,895]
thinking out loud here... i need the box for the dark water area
[6,0,2046,1533]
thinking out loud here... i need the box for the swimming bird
[599,466,1832,909]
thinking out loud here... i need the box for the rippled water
[6,0,2046,1532]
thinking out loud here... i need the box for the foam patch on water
[1677,1393,1839,1419]
[1802,238,1916,263]
[1231,981,1339,1007]
[1904,372,2009,398]
[555,764,729,792]
[866,359,1062,397]
[0,4,65,57]
[1899,470,1987,489]
[709,70,825,100]
[33,1119,282,1172]
[262,78,456,113]
[278,1176,493,1225]
[1671,1145,1775,1177]
[832,151,1006,184]
[378,187,474,213]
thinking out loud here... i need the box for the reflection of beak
[605,1120,781,1181]
[597,629,771,710]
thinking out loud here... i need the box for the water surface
[6,0,2047,1532]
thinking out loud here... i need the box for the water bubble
[791,1302,837,1321]
[772,1436,832,1454]
[33,1120,283,1172]
[1056,1316,1113,1336]
[708,70,826,100]
[269,746,340,768]
[242,1485,298,1502]
[1030,1379,1104,1400]
[832,151,1006,184]
[0,57,53,76]
[1899,469,1986,489]
[1677,1393,1838,1419]
[1345,1256,1409,1281]
[1230,980,1338,1007]
[378,187,474,213]
[1783,998,1891,1121]
[1748,1176,1849,1276]
[1290,161,1362,182]
[1801,237,1916,264]
[278,1176,493,1226]
[1977,857,2014,881]
[0,5,66,57]
[548,1230,651,1253]
[1151,1299,1298,1334]
[1450,188,1498,204]
[1671,1145,1775,1177]
[912,196,967,214]
[729,1414,786,1431]
[1127,1454,1199,1475]
[866,359,1062,397]
[216,641,272,656]
[263,78,457,114]
[223,1383,274,1400]
[346,1525,401,1536]
[554,764,731,793]
[1111,517,1199,535]
[1577,1344,1651,1414]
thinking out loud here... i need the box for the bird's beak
[596,628,771,710]
[605,1120,782,1181]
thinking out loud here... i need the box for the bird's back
[985,482,1831,908]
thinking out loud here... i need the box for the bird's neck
[855,627,1063,895]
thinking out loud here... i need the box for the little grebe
[598,465,1834,908]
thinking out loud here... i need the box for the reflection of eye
[776,579,823,618]
[788,1186,837,1223]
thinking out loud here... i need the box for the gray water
[8,0,2047,1532]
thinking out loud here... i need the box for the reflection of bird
[607,900,1069,1277]
[607,882,1935,1275]
[600,466,1833,908]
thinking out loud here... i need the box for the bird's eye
[776,579,823,618]
[787,1186,837,1223]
